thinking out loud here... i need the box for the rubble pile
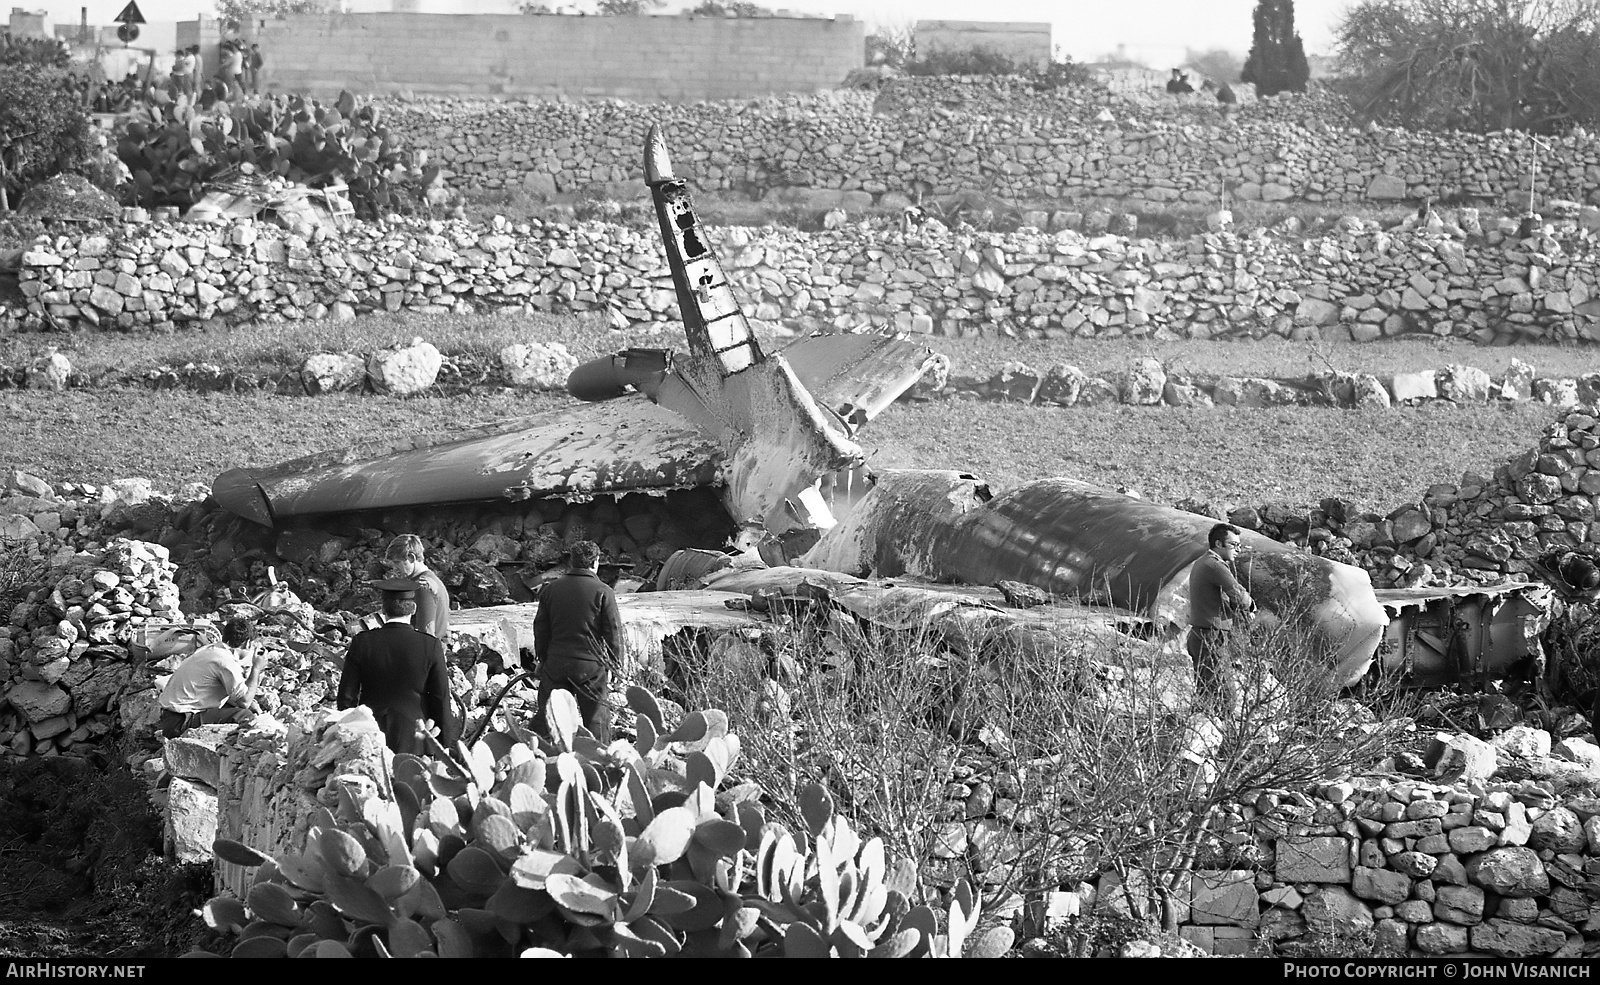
[376,78,1597,208]
[187,486,736,616]
[1,532,184,756]
[1188,406,1600,590]
[1045,726,1600,957]
[8,205,1600,345]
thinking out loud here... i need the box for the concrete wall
[238,12,864,101]
[914,20,1050,67]
[7,7,51,37]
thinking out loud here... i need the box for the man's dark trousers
[534,657,611,741]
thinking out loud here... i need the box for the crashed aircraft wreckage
[212,126,1547,688]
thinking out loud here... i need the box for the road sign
[113,2,146,25]
[116,22,140,43]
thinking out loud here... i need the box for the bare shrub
[665,586,1414,923]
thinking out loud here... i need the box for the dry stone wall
[8,204,1600,345]
[1052,730,1600,958]
[376,78,1600,208]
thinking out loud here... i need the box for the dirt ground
[0,750,224,958]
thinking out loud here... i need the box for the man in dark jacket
[528,541,623,740]
[1188,523,1255,715]
[338,578,458,755]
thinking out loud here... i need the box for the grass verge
[0,387,1553,514]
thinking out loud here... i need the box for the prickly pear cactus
[192,687,1013,958]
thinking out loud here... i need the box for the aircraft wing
[212,397,722,526]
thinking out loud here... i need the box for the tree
[864,21,914,67]
[596,0,666,13]
[687,0,773,14]
[1241,0,1311,96]
[1335,0,1600,133]
[214,0,322,26]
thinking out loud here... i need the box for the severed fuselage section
[210,126,1539,686]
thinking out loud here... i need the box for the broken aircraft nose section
[803,470,1390,685]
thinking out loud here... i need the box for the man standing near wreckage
[386,534,450,643]
[528,541,623,741]
[337,578,458,755]
[1188,523,1255,715]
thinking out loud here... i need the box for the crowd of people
[157,533,624,756]
[167,39,262,102]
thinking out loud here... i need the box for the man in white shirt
[157,616,267,737]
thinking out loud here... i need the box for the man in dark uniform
[527,541,623,741]
[338,578,458,755]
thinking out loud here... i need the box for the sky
[22,0,1353,60]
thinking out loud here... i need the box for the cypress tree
[1240,0,1310,96]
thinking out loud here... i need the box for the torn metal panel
[780,332,953,428]
[1374,584,1550,686]
[449,590,769,682]
[213,399,721,525]
[803,470,1389,686]
[705,563,1154,656]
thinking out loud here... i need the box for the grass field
[0,385,1554,516]
[7,309,1600,383]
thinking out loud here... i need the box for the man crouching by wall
[157,616,265,738]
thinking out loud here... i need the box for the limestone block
[1491,725,1551,758]
[165,724,238,787]
[1353,374,1390,409]
[1534,378,1580,407]
[1077,376,1119,406]
[989,362,1041,403]
[1351,866,1410,905]
[1433,884,1485,925]
[1465,847,1548,897]
[69,662,131,717]
[500,341,578,389]
[1413,922,1469,954]
[1470,919,1566,958]
[1424,731,1496,783]
[1297,297,1339,326]
[1366,174,1408,200]
[1258,907,1305,942]
[1276,835,1352,883]
[26,351,72,391]
[1439,365,1491,402]
[1034,363,1085,406]
[299,352,365,395]
[1189,869,1258,927]
[1389,370,1438,403]
[165,776,219,865]
[6,681,71,723]
[1499,802,1533,846]
[366,340,443,396]
[1446,826,1496,854]
[1301,886,1374,936]
[1122,357,1166,406]
[1389,850,1437,877]
[1528,807,1586,854]
[1501,359,1536,401]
